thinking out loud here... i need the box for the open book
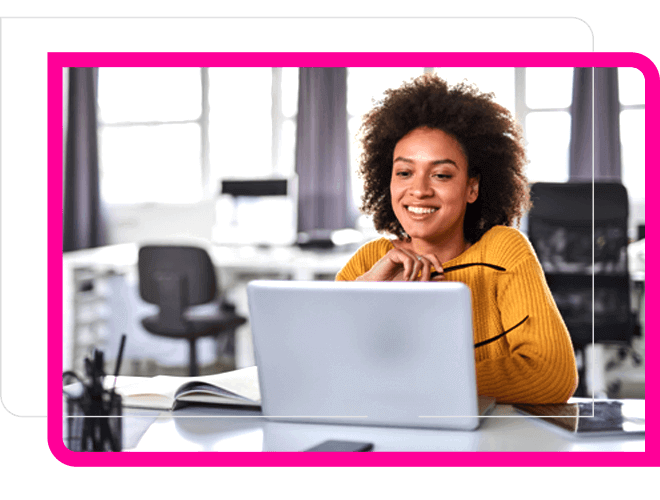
[113,366,261,410]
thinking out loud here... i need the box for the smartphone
[304,440,374,452]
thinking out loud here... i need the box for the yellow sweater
[336,226,578,404]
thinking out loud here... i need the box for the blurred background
[62,66,645,399]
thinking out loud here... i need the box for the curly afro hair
[357,72,530,244]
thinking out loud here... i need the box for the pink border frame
[48,52,657,466]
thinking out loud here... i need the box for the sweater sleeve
[335,238,393,281]
[475,235,579,404]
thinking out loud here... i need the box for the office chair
[138,245,247,377]
[527,182,638,397]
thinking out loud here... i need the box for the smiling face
[390,127,479,250]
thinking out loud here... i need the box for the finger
[392,243,434,281]
[401,249,434,281]
[391,268,408,281]
[368,247,410,281]
[399,248,422,281]
[390,242,440,281]
[399,249,424,281]
[430,269,445,280]
[404,252,420,281]
[426,255,444,280]
[411,254,436,281]
[419,256,432,281]
[431,271,446,281]
[388,249,414,281]
[427,254,443,274]
[411,257,424,281]
[407,253,430,281]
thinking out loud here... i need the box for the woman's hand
[356,240,445,282]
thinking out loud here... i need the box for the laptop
[247,280,495,431]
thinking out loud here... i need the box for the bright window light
[620,109,645,202]
[618,67,645,106]
[525,111,571,183]
[525,68,574,109]
[208,68,273,182]
[97,68,201,123]
[100,123,202,204]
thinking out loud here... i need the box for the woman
[336,74,578,404]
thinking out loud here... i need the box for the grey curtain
[569,68,622,181]
[63,67,106,251]
[295,68,352,232]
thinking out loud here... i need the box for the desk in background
[62,242,359,374]
[63,241,356,281]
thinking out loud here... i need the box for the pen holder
[63,362,123,452]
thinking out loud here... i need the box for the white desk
[115,398,644,452]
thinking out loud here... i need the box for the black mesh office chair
[138,245,247,377]
[527,182,638,396]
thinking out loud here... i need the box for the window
[515,67,573,184]
[97,68,203,204]
[97,67,298,205]
[618,67,645,204]
[99,67,642,216]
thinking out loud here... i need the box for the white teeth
[407,206,438,214]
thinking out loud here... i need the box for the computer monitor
[213,177,298,246]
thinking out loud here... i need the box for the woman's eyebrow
[393,157,459,168]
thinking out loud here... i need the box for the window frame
[618,68,646,212]
[97,67,293,206]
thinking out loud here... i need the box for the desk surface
[115,398,644,452]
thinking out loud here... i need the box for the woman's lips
[406,205,438,215]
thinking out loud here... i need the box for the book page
[184,366,261,403]
[114,376,183,400]
[112,366,261,406]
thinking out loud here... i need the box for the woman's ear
[467,176,480,204]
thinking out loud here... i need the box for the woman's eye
[395,171,410,177]
[434,174,451,180]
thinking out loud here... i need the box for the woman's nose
[411,176,433,197]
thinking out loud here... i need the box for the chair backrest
[138,245,218,310]
[527,182,634,348]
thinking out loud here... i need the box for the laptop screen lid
[247,280,488,431]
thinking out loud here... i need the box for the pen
[112,334,127,391]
